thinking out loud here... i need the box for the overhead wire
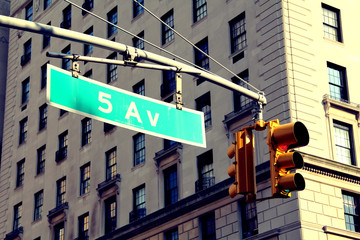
[63,0,260,93]
[63,0,203,72]
[132,0,261,92]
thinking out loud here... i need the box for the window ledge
[97,174,121,198]
[131,12,144,22]
[161,39,175,48]
[322,94,360,126]
[191,15,207,28]
[323,226,360,239]
[223,101,256,130]
[229,46,247,60]
[47,202,68,224]
[154,142,182,166]
[5,227,23,240]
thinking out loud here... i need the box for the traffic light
[227,130,256,198]
[267,120,309,198]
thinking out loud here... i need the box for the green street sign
[47,64,206,148]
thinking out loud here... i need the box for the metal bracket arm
[175,72,183,110]
[71,54,80,78]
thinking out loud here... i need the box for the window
[133,31,144,50]
[34,190,43,221]
[196,150,214,191]
[333,121,354,165]
[84,26,93,56]
[193,0,207,23]
[19,117,28,145]
[133,79,145,96]
[81,118,92,146]
[133,0,144,18]
[161,9,174,45]
[327,62,348,102]
[21,77,30,104]
[41,63,48,89]
[80,163,90,195]
[200,212,215,240]
[161,70,176,97]
[21,39,31,66]
[342,191,360,232]
[82,0,93,15]
[240,200,258,238]
[56,131,68,162]
[132,185,146,221]
[39,104,47,130]
[43,22,51,49]
[232,70,252,112]
[54,222,65,240]
[229,12,246,54]
[61,5,71,29]
[134,133,145,166]
[56,177,66,207]
[165,228,178,240]
[78,212,89,239]
[105,196,117,234]
[107,52,118,83]
[25,1,33,21]
[62,45,71,70]
[16,159,25,188]
[37,145,46,175]
[107,7,117,37]
[322,4,342,42]
[196,92,211,128]
[194,37,209,70]
[13,202,22,231]
[44,0,51,10]
[164,165,178,206]
[106,147,117,180]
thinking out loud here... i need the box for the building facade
[0,0,10,168]
[0,0,360,240]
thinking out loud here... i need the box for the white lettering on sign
[125,101,142,123]
[98,91,113,113]
[147,110,159,127]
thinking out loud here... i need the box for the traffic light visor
[278,173,305,191]
[277,151,304,171]
[273,122,309,149]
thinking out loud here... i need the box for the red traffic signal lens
[272,121,309,149]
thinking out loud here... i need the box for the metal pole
[0,15,266,105]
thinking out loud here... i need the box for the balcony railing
[195,177,215,192]
[129,208,146,223]
[97,174,121,198]
[48,202,68,223]
[74,232,89,240]
[5,227,23,240]
[55,146,67,162]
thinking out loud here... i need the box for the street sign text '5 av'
[46,64,206,148]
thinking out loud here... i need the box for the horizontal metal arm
[46,52,202,74]
[0,15,266,105]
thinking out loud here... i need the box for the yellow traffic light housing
[267,120,309,198]
[227,130,256,198]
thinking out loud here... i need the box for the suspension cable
[132,0,261,92]
[63,0,209,73]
